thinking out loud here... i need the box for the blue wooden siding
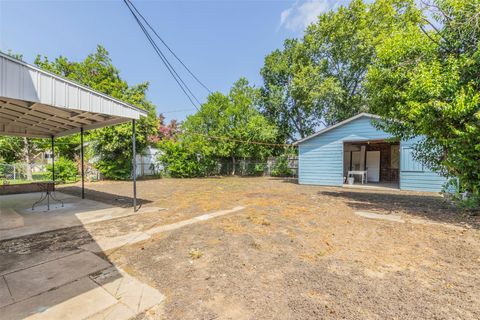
[298,116,391,186]
[297,115,446,192]
[399,139,446,192]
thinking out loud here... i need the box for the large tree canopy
[260,0,421,141]
[160,78,278,176]
[367,0,480,194]
[35,45,158,179]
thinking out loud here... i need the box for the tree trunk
[22,137,33,180]
[231,156,236,176]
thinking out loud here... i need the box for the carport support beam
[80,127,85,199]
[51,136,55,190]
[132,119,137,212]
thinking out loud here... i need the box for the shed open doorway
[343,140,400,189]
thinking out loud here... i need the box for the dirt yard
[1,177,479,319]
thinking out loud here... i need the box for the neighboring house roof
[293,113,381,146]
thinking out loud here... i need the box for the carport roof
[0,52,148,138]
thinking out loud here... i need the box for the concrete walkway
[0,206,246,320]
[0,250,164,320]
[354,210,405,223]
[80,206,246,253]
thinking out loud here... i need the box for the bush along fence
[1,155,297,184]
[218,156,298,177]
[160,156,298,178]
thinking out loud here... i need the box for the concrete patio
[0,250,164,320]
[0,192,167,319]
[0,192,160,241]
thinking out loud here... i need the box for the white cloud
[280,0,336,32]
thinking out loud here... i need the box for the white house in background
[136,146,163,177]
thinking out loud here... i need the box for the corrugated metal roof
[0,52,149,138]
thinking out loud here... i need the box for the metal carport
[0,52,148,210]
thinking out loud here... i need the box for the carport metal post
[51,136,55,189]
[80,127,85,199]
[132,119,137,212]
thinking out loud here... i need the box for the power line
[123,0,200,110]
[160,108,197,114]
[124,0,200,108]
[189,132,292,147]
[125,0,212,94]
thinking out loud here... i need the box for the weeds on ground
[189,248,203,259]
[247,214,271,226]
[250,240,262,250]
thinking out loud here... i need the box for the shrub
[47,157,78,182]
[245,163,266,176]
[95,158,132,180]
[158,140,215,178]
[442,178,480,212]
[271,154,293,177]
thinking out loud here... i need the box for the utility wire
[125,0,200,108]
[123,1,294,148]
[125,0,212,94]
[160,108,197,114]
[189,132,292,147]
[123,0,200,110]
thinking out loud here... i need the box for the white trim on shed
[293,113,381,146]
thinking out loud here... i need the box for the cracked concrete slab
[0,259,164,320]
[0,208,24,230]
[79,232,151,253]
[354,211,405,223]
[0,277,117,320]
[3,251,111,302]
[90,267,164,314]
[0,250,80,277]
[0,276,14,308]
[0,205,246,319]
[85,302,135,320]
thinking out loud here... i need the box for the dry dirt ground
[1,177,480,319]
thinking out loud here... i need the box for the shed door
[366,151,380,182]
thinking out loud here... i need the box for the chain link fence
[211,157,298,177]
[0,163,50,184]
[2,155,297,184]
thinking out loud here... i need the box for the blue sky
[0,0,340,121]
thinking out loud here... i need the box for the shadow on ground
[0,191,162,319]
[268,177,299,184]
[320,190,479,229]
[59,185,152,209]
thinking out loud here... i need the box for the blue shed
[294,113,446,192]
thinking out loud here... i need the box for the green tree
[35,45,158,179]
[367,0,480,195]
[261,0,420,141]
[158,139,212,178]
[161,78,278,176]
